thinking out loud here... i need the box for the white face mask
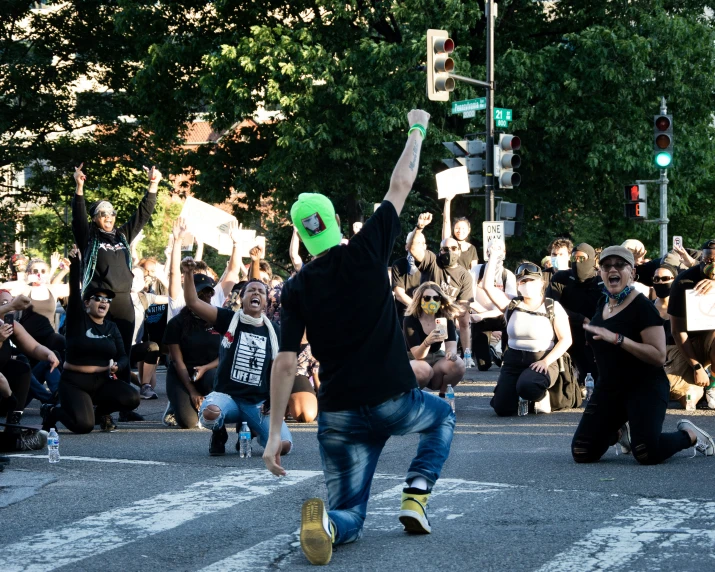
[518,280,544,300]
[550,255,569,271]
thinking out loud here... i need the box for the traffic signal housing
[494,134,521,188]
[653,114,673,168]
[442,139,486,190]
[624,184,647,220]
[497,201,524,236]
[427,29,455,102]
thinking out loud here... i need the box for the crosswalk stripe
[195,530,301,572]
[535,498,715,572]
[0,469,321,572]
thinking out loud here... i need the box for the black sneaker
[40,404,55,432]
[489,346,503,367]
[209,426,228,456]
[16,429,48,451]
[100,415,117,433]
[118,410,144,422]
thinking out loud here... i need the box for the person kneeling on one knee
[482,248,572,416]
[403,282,465,396]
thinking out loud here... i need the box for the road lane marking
[195,530,301,572]
[535,498,715,572]
[8,454,169,465]
[0,469,321,572]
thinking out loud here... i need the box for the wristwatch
[693,363,703,372]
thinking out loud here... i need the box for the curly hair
[548,237,573,255]
[404,281,460,320]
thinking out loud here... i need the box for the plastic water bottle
[518,397,529,416]
[686,388,697,411]
[464,348,473,368]
[585,373,595,403]
[446,385,455,413]
[706,377,715,410]
[48,428,60,463]
[239,422,251,458]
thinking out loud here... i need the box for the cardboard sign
[180,197,240,255]
[685,290,715,331]
[436,166,470,200]
[482,221,504,261]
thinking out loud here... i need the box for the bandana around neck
[601,284,632,304]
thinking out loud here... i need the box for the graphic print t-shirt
[212,308,276,404]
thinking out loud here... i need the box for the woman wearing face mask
[482,248,572,416]
[40,246,138,434]
[403,282,465,396]
[72,163,160,389]
[572,246,713,464]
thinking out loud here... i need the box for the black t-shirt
[668,265,704,322]
[64,259,128,370]
[280,200,417,412]
[458,242,479,271]
[163,313,221,370]
[403,314,457,353]
[391,257,422,320]
[144,302,168,344]
[417,250,473,302]
[213,308,276,404]
[18,306,56,348]
[587,293,668,400]
[546,270,604,338]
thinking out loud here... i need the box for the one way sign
[482,221,504,261]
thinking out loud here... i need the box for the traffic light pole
[485,0,496,221]
[658,97,669,258]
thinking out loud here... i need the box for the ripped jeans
[198,391,293,450]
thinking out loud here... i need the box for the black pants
[490,348,559,417]
[165,365,215,429]
[0,359,31,416]
[107,292,134,384]
[569,331,597,386]
[571,382,692,465]
[49,370,140,434]
[471,318,506,371]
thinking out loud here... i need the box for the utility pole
[485,0,496,221]
[658,97,669,258]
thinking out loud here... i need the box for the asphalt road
[2,366,715,572]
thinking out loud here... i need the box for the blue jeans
[28,361,61,404]
[198,391,293,449]
[317,388,455,545]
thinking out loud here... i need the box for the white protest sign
[685,290,715,331]
[482,221,504,261]
[436,166,470,200]
[231,229,259,257]
[180,197,238,255]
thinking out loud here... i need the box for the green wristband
[408,124,427,139]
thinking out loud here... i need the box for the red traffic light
[625,185,639,201]
[433,37,454,55]
[655,116,671,131]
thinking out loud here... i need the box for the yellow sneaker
[300,498,334,565]
[399,489,431,534]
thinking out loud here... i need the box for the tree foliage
[3,0,715,271]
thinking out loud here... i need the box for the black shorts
[292,375,315,395]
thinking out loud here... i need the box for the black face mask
[571,260,596,282]
[438,251,459,268]
[653,283,672,299]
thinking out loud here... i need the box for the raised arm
[483,248,511,312]
[119,166,161,243]
[181,258,218,325]
[383,109,430,216]
[248,246,262,281]
[442,197,452,241]
[219,221,245,296]
[289,227,303,272]
[71,164,90,252]
[169,218,187,300]
[408,213,432,264]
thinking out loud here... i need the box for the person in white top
[469,239,517,371]
[481,244,572,416]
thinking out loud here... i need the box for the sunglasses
[570,255,588,263]
[29,268,47,274]
[422,295,440,302]
[440,246,459,252]
[97,211,116,218]
[90,296,112,303]
[515,262,542,278]
[652,276,674,283]
[601,260,630,271]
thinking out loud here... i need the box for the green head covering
[290,193,341,256]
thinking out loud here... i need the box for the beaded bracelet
[408,124,427,139]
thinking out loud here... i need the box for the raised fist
[74,163,86,186]
[181,257,196,273]
[144,165,163,185]
[416,212,433,229]
[407,109,430,130]
[249,246,262,261]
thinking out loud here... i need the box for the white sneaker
[534,393,551,414]
[706,388,715,410]
[677,419,715,456]
[616,422,632,455]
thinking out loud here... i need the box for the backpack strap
[504,295,524,325]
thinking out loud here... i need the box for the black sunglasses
[90,296,112,303]
[422,295,440,302]
[516,262,542,278]
[440,246,459,252]
[97,210,116,218]
[652,276,674,283]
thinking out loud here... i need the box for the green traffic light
[655,151,672,168]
